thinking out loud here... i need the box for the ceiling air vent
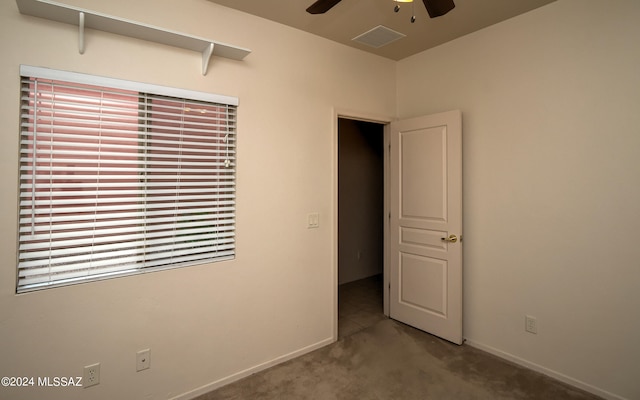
[352,25,406,48]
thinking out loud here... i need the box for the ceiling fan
[306,0,455,18]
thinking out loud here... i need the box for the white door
[389,110,463,344]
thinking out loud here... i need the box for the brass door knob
[441,234,458,243]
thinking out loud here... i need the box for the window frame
[17,65,238,293]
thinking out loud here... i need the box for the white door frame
[332,109,392,341]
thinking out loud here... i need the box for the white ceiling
[207,0,557,60]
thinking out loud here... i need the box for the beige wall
[0,0,395,399]
[397,1,640,399]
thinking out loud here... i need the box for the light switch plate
[307,213,319,228]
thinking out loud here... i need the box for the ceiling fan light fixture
[394,0,412,13]
[307,0,455,18]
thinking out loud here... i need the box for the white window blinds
[18,66,237,292]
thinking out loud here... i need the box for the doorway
[335,111,463,343]
[337,117,386,338]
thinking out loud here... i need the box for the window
[17,66,237,293]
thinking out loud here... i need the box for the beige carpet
[195,318,602,400]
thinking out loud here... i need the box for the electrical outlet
[83,363,100,388]
[136,349,151,372]
[525,315,537,334]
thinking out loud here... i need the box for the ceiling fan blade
[306,0,343,14]
[423,0,455,18]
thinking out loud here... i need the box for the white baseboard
[464,339,628,400]
[171,336,335,400]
